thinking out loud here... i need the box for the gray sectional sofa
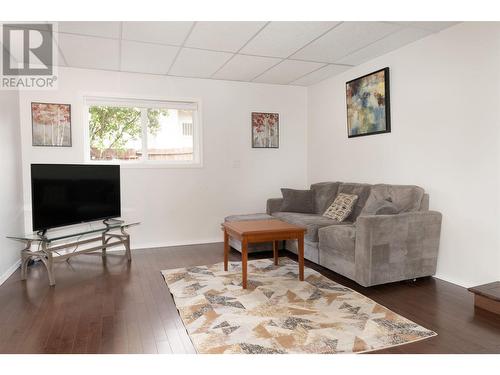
[226,182,442,287]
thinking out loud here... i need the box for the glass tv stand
[7,219,140,286]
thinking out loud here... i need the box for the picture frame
[346,67,391,138]
[251,112,279,149]
[31,102,72,147]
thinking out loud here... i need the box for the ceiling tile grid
[240,21,341,58]
[121,41,179,75]
[185,21,267,52]
[50,21,459,85]
[58,21,121,39]
[169,48,233,78]
[253,59,326,85]
[57,33,120,71]
[291,22,403,63]
[212,54,282,81]
[122,21,194,45]
[291,64,351,86]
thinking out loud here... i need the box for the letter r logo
[2,24,53,76]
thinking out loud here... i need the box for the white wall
[307,22,500,287]
[0,90,24,284]
[19,68,308,248]
[14,23,500,288]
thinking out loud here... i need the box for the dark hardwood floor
[1,243,499,354]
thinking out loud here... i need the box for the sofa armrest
[354,211,442,287]
[266,198,283,215]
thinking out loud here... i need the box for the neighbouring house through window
[85,97,200,165]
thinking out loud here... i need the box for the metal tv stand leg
[20,241,33,280]
[122,227,132,262]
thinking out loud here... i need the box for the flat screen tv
[31,164,121,232]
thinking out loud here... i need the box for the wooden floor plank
[0,243,499,354]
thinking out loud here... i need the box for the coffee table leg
[273,240,279,265]
[242,238,248,289]
[224,230,229,271]
[298,233,304,281]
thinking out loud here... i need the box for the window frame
[83,95,203,169]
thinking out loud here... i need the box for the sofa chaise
[226,182,442,287]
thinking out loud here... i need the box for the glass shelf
[7,219,140,243]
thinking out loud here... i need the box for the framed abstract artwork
[251,112,279,148]
[31,102,72,147]
[346,67,391,138]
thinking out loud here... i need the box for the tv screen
[31,164,121,231]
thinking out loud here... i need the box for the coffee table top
[468,281,500,302]
[222,219,306,235]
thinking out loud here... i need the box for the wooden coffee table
[222,219,306,289]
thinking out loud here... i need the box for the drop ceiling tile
[58,33,119,71]
[122,21,194,46]
[391,22,460,32]
[212,54,282,81]
[253,59,325,85]
[185,21,267,52]
[169,48,232,78]
[58,21,121,38]
[241,21,340,58]
[25,22,53,32]
[53,41,67,67]
[121,41,178,75]
[337,27,433,65]
[292,22,401,63]
[291,64,350,86]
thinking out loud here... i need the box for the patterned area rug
[161,258,436,354]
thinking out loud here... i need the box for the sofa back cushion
[337,183,371,221]
[362,198,400,215]
[361,184,425,215]
[280,188,315,213]
[310,182,341,214]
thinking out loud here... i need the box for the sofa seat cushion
[272,212,352,242]
[361,184,424,215]
[318,224,356,279]
[318,224,356,259]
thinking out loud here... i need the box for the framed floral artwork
[251,112,279,148]
[31,102,72,147]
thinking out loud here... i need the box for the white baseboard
[0,259,21,286]
[0,239,222,285]
[108,237,223,252]
[433,274,471,289]
[0,242,468,291]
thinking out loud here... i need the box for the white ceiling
[46,21,459,86]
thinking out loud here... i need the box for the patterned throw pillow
[323,193,359,222]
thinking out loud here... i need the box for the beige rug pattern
[162,258,436,354]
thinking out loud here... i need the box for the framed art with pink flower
[31,102,72,147]
[251,112,279,148]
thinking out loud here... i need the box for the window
[85,97,200,165]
